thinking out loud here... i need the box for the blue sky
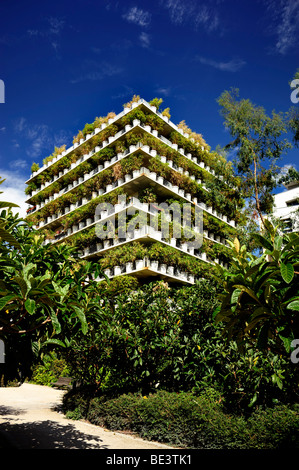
[0,0,298,216]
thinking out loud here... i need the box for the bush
[63,389,299,449]
[246,405,299,449]
[84,390,248,449]
[31,354,70,386]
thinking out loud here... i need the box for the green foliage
[0,190,105,383]
[217,88,291,222]
[149,97,163,110]
[31,162,40,173]
[214,221,299,358]
[31,353,70,386]
[63,389,299,449]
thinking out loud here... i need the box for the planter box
[150,260,159,270]
[133,170,140,178]
[167,266,174,275]
[170,238,177,246]
[133,119,140,126]
[126,262,133,272]
[125,174,132,182]
[114,266,122,276]
[142,145,150,153]
[135,259,144,270]
[159,264,167,274]
[157,176,164,184]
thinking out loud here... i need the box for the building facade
[273,181,299,233]
[25,97,244,286]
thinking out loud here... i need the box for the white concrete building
[273,181,299,232]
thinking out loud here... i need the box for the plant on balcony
[73,130,84,144]
[43,145,66,165]
[149,97,163,110]
[138,187,157,203]
[82,123,94,137]
[113,139,127,155]
[123,94,141,109]
[31,162,40,173]
[161,107,171,119]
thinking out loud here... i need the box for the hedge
[62,389,299,449]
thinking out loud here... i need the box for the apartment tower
[25,96,243,286]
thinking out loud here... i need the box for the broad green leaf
[0,294,17,310]
[263,218,275,238]
[280,263,294,283]
[248,393,258,407]
[252,233,273,251]
[232,284,261,304]
[42,339,66,348]
[49,307,61,334]
[13,276,28,297]
[0,201,20,209]
[72,305,88,335]
[0,226,21,249]
[231,288,242,304]
[233,238,240,253]
[286,300,299,311]
[24,298,36,315]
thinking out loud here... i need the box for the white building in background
[273,181,299,232]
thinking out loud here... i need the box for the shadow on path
[0,418,108,449]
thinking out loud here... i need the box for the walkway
[0,383,173,449]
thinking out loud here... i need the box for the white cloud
[9,159,28,170]
[140,32,151,48]
[0,170,27,218]
[197,56,246,72]
[155,86,172,96]
[264,0,299,54]
[14,118,52,158]
[122,6,151,27]
[70,61,123,84]
[276,0,299,54]
[13,117,71,161]
[27,16,66,54]
[162,0,221,32]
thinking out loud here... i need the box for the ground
[0,383,174,450]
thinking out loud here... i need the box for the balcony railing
[34,166,236,232]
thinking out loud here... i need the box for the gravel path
[0,383,174,449]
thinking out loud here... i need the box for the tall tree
[217,89,291,227]
[0,178,104,382]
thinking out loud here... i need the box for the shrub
[246,405,299,449]
[86,390,248,449]
[31,354,70,386]
[63,389,299,449]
